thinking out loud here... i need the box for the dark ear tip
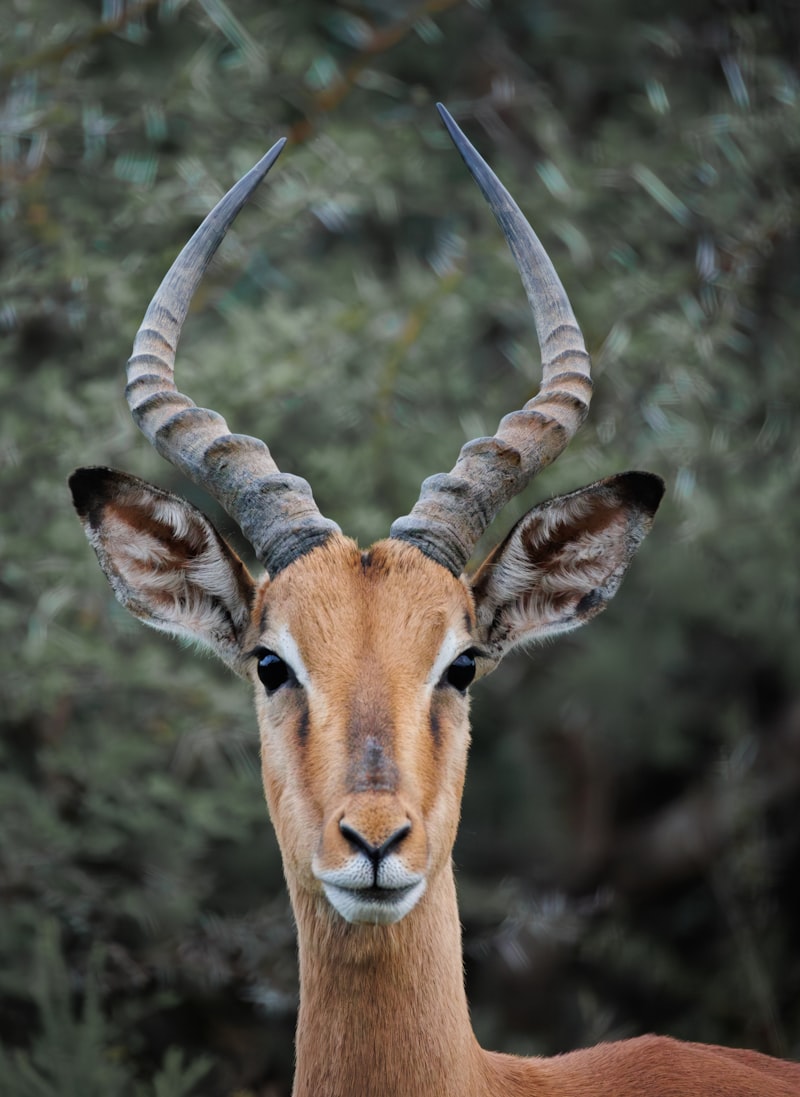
[615,471,665,516]
[68,466,117,517]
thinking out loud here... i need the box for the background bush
[2,0,800,1092]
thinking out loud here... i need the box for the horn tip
[435,102,462,144]
[435,103,491,195]
[254,137,287,178]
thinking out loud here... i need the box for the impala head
[70,106,663,928]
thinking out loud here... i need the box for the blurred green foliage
[0,922,212,1096]
[2,0,800,1092]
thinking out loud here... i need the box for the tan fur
[73,472,800,1095]
[249,537,472,909]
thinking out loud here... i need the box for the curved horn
[125,140,340,575]
[390,104,593,575]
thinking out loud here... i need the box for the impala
[70,106,799,1096]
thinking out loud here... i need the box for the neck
[291,865,490,1097]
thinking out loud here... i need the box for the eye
[256,649,295,694]
[442,651,476,693]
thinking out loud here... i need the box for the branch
[0,0,162,81]
[288,0,465,143]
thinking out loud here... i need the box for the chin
[323,879,427,925]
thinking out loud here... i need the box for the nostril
[339,819,411,863]
[378,822,411,860]
[339,820,377,859]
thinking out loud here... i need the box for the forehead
[254,535,474,658]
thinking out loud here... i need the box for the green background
[2,0,799,1093]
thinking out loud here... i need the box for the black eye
[256,650,294,694]
[443,652,476,693]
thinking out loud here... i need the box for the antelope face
[249,536,476,925]
[72,463,661,929]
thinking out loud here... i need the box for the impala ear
[470,472,664,670]
[69,467,257,677]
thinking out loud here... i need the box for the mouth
[321,878,427,925]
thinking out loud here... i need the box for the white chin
[322,879,427,925]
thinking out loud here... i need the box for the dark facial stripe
[429,708,441,748]
[296,706,309,744]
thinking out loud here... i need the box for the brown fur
[71,469,800,1095]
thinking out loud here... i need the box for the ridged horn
[125,139,340,575]
[390,104,593,575]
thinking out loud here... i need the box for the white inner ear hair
[487,500,629,640]
[102,500,248,637]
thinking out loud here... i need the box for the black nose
[339,820,411,865]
